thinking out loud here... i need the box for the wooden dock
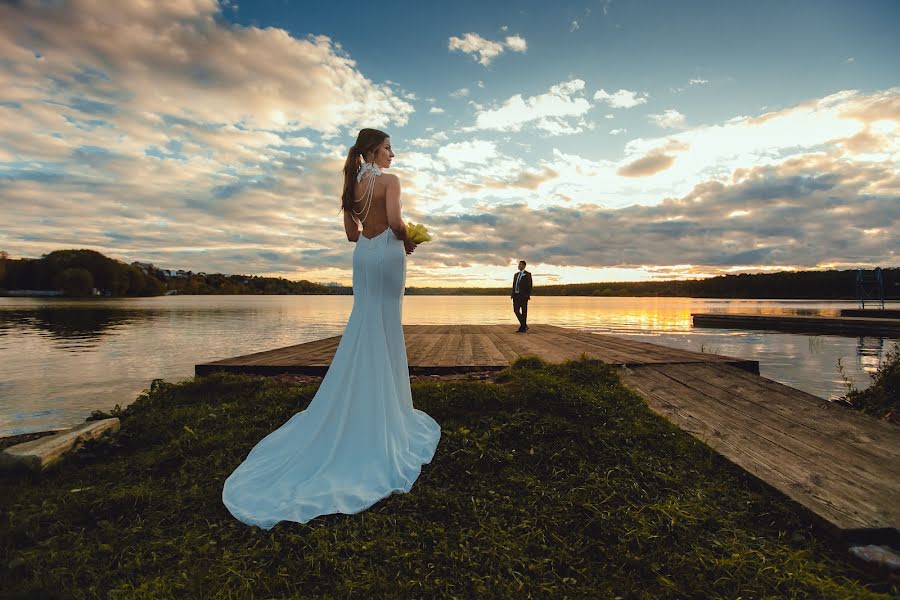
[196,324,900,544]
[196,324,759,376]
[692,312,900,336]
[840,308,900,319]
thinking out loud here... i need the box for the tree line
[1,249,896,299]
[0,249,342,297]
[408,268,900,299]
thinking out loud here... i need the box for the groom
[511,260,533,332]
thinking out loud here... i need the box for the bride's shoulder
[381,173,400,186]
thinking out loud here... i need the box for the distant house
[131,261,155,274]
[160,269,189,278]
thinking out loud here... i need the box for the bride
[222,128,442,529]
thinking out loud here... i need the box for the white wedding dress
[222,167,441,529]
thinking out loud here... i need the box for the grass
[1,356,894,598]
[840,343,900,422]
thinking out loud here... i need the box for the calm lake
[1,295,898,437]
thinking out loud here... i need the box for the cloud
[609,128,627,135]
[429,107,445,114]
[470,79,591,133]
[453,88,900,213]
[436,140,498,169]
[448,32,527,66]
[450,87,470,98]
[504,35,527,53]
[593,88,649,108]
[0,2,413,141]
[617,151,676,177]
[424,157,898,273]
[648,109,687,128]
[570,20,580,32]
[672,78,710,93]
[482,167,560,190]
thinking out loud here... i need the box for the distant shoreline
[3,289,899,300]
[3,250,898,300]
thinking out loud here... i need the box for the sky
[1,0,898,287]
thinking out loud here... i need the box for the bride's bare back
[353,172,396,239]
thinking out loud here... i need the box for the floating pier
[197,323,900,544]
[692,312,900,336]
[840,308,900,319]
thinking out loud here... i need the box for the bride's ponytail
[341,128,389,213]
[341,145,363,213]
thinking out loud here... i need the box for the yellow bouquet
[406,222,432,244]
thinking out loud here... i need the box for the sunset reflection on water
[1,295,898,436]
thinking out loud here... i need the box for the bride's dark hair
[341,128,389,213]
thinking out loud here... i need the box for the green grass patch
[1,357,893,598]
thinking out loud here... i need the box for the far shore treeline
[0,249,898,299]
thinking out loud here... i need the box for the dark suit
[511,270,533,329]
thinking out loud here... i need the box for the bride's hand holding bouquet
[403,222,431,255]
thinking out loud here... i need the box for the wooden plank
[471,333,509,365]
[456,331,473,365]
[403,332,432,365]
[668,363,900,462]
[407,332,446,368]
[633,366,899,531]
[0,418,120,472]
[482,329,523,364]
[502,328,586,364]
[622,371,876,534]
[420,333,451,366]
[722,362,900,450]
[529,328,651,365]
[651,364,900,493]
[536,325,743,367]
[540,325,750,365]
[435,333,463,366]
[624,366,888,532]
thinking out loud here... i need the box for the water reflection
[856,336,886,375]
[1,296,898,437]
[0,306,152,347]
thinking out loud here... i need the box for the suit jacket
[511,270,532,300]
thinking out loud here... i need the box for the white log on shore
[0,418,120,472]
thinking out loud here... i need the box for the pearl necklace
[353,162,382,224]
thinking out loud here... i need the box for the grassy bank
[1,357,893,598]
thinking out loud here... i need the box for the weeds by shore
[840,343,900,423]
[1,357,893,598]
